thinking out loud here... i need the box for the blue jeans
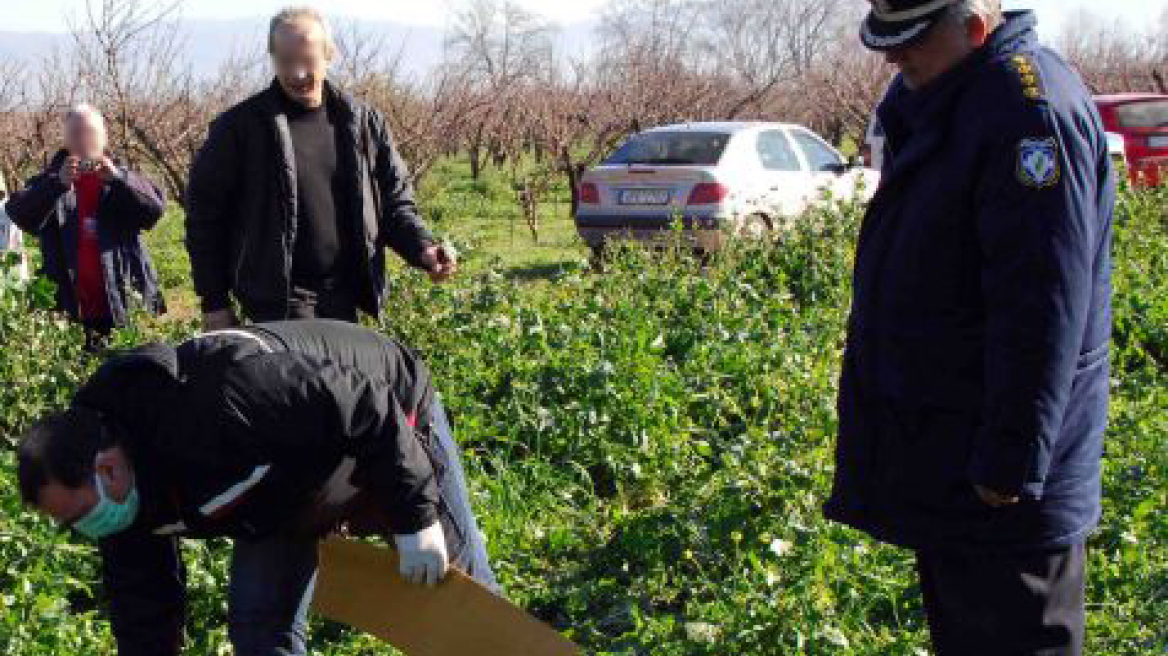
[227,399,499,655]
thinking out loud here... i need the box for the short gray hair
[268,5,337,59]
[943,0,1003,31]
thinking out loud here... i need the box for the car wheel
[738,214,774,240]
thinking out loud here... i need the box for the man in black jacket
[186,6,456,332]
[17,320,497,655]
[7,104,166,348]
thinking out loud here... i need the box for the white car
[574,121,879,254]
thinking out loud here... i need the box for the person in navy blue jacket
[6,104,167,349]
[825,2,1114,654]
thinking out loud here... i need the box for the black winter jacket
[185,80,436,318]
[71,320,442,655]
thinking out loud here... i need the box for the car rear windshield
[1115,100,1168,129]
[603,131,731,166]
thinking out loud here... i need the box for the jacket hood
[72,344,182,454]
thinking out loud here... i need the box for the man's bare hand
[420,244,458,282]
[974,484,1020,508]
[58,156,81,186]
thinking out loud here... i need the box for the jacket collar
[72,344,183,460]
[984,10,1037,60]
[876,10,1038,181]
[262,78,358,126]
[888,10,1037,117]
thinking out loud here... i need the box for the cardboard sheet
[312,537,580,655]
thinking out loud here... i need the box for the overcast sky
[4,0,1163,35]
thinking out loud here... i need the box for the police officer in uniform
[824,2,1114,654]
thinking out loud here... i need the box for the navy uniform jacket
[824,12,1115,551]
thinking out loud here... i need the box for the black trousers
[82,316,114,353]
[915,543,1086,656]
[250,279,360,323]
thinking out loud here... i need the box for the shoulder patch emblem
[1017,137,1060,188]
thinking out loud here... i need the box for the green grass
[1,162,1165,654]
[415,156,586,279]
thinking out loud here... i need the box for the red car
[1094,93,1168,185]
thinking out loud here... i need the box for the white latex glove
[392,521,449,587]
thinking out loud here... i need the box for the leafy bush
[0,183,1164,654]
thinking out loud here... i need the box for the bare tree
[0,60,30,184]
[1058,10,1164,94]
[70,0,211,201]
[15,0,1163,236]
[445,0,557,178]
[446,0,556,88]
[1,45,86,179]
[702,0,852,118]
[800,38,892,146]
[330,22,488,185]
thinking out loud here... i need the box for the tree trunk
[469,143,483,180]
[562,157,584,218]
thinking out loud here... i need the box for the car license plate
[619,188,671,205]
[1149,135,1168,149]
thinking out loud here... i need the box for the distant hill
[0,16,598,83]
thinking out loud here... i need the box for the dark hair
[17,407,113,505]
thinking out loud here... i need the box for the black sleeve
[367,109,436,269]
[71,345,180,432]
[105,169,167,231]
[228,353,440,534]
[98,530,186,656]
[185,114,242,313]
[5,168,70,235]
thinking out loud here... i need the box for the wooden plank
[312,537,580,656]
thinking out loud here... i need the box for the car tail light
[578,182,600,205]
[687,182,729,205]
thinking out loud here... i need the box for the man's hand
[392,521,450,587]
[974,484,1020,508]
[419,244,458,282]
[94,156,121,183]
[202,308,238,332]
[58,156,81,186]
